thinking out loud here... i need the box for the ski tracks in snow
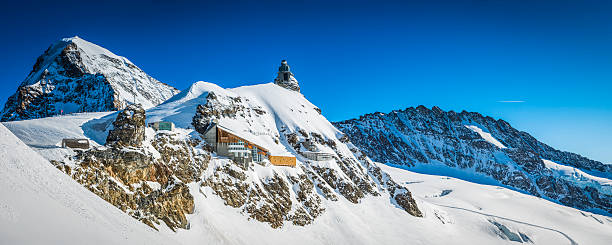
[433,203,578,245]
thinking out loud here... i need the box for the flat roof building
[148,121,175,131]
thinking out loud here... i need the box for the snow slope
[0,124,174,245]
[465,125,507,149]
[147,81,226,128]
[2,112,113,162]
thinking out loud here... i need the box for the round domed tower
[279,60,290,72]
[274,59,300,92]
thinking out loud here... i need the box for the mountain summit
[0,36,178,121]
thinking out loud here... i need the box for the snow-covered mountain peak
[61,36,124,60]
[1,36,179,121]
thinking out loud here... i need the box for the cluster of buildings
[200,121,336,167]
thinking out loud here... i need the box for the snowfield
[378,163,612,245]
[2,112,113,162]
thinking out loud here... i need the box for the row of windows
[229,146,247,150]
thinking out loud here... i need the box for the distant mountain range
[334,105,612,215]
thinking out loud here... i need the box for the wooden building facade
[203,124,295,167]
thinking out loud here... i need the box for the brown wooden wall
[217,127,269,154]
[269,156,296,167]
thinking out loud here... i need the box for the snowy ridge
[146,81,227,128]
[1,36,178,121]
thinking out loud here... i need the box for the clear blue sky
[1,0,611,163]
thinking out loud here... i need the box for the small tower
[274,60,300,92]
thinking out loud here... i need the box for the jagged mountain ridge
[334,105,612,215]
[1,36,178,121]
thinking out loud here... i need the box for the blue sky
[1,0,611,163]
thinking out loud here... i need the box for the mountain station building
[202,123,296,167]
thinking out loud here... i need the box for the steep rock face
[334,105,612,214]
[1,36,178,121]
[190,82,421,228]
[106,104,146,147]
[51,106,209,231]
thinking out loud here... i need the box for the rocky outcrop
[1,36,178,121]
[106,104,146,147]
[334,105,612,214]
[274,60,300,92]
[275,78,300,92]
[202,160,324,228]
[51,106,208,231]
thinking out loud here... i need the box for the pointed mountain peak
[0,37,178,121]
[56,36,124,61]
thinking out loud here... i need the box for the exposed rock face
[334,105,612,214]
[1,36,178,121]
[106,104,146,147]
[51,107,209,231]
[202,161,324,228]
